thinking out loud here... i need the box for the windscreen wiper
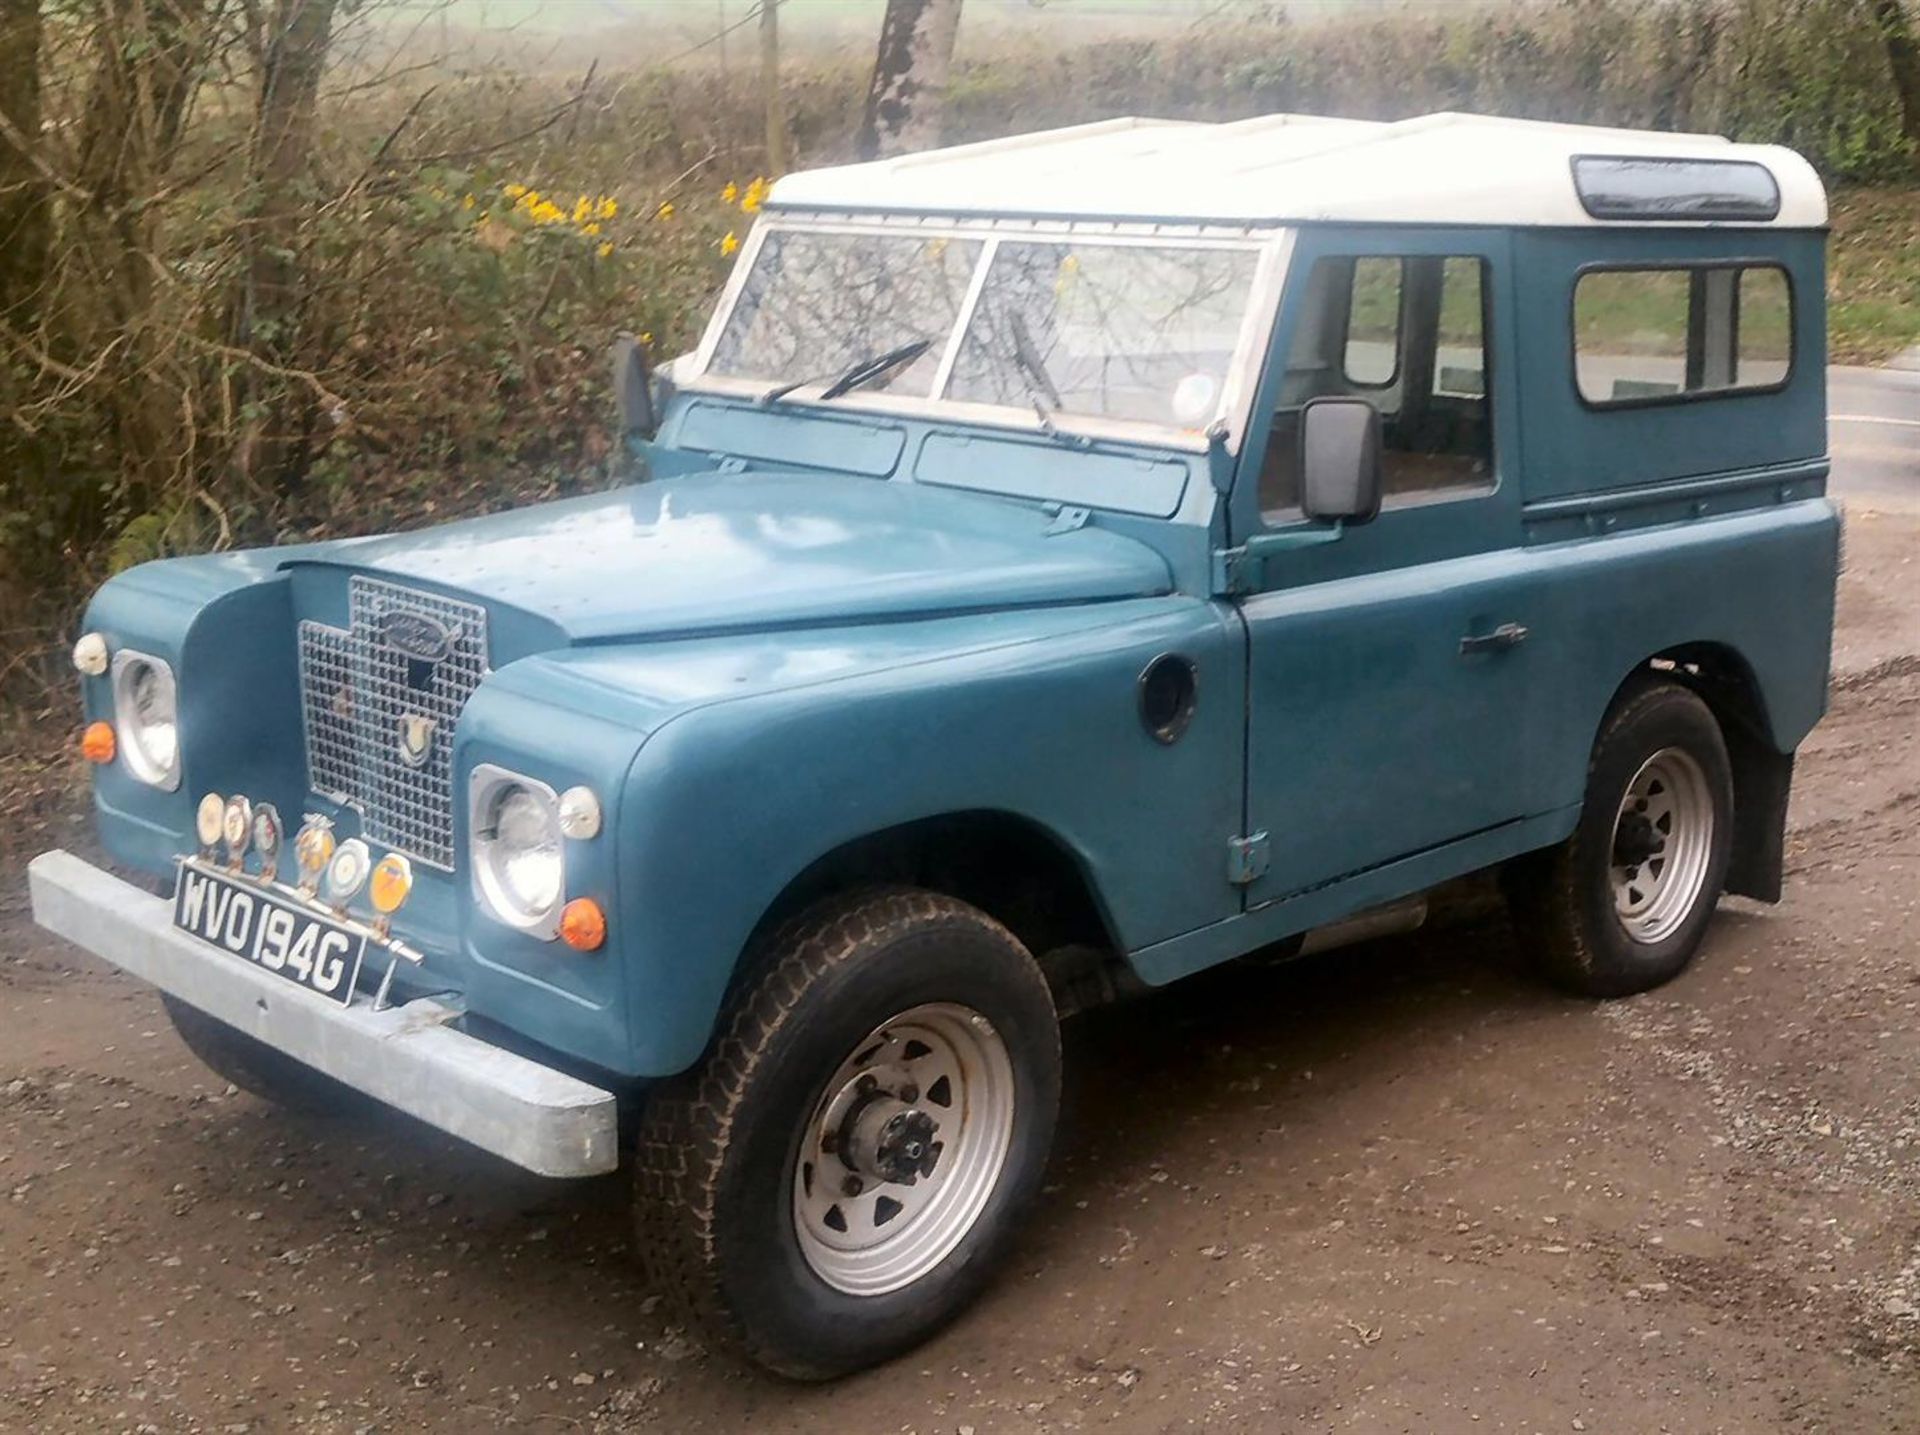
[1007,312,1086,447]
[759,337,932,405]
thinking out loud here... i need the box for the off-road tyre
[1506,676,1735,998]
[161,994,368,1115]
[633,887,1061,1380]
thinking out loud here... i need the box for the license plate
[172,864,366,1006]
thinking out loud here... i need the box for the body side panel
[593,598,1247,1075]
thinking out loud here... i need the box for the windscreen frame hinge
[1227,830,1270,886]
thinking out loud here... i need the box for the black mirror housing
[612,333,658,441]
[1299,396,1383,524]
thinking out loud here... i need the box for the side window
[1736,267,1792,387]
[1573,263,1793,405]
[1434,257,1486,399]
[1342,258,1402,386]
[1260,253,1494,517]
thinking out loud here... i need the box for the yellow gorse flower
[720,230,740,256]
[655,201,675,221]
[740,177,769,214]
[721,182,740,204]
[597,241,615,259]
[597,197,618,221]
[583,222,602,237]
[503,182,528,199]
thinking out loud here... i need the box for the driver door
[1232,228,1541,908]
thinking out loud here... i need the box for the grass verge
[1830,187,1920,365]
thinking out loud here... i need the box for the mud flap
[1726,741,1793,904]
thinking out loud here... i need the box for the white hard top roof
[769,112,1827,229]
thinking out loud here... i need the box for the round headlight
[472,774,563,934]
[111,653,179,789]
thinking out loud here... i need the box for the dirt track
[3,505,1918,1435]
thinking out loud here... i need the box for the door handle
[1459,622,1529,655]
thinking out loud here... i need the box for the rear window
[1573,264,1792,406]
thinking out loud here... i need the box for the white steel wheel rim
[1610,746,1715,945]
[792,1002,1016,1297]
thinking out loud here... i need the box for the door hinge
[1227,830,1270,886]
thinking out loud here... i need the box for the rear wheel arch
[1594,643,1792,903]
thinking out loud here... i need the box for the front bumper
[28,850,618,1178]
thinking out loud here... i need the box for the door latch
[1459,622,1529,656]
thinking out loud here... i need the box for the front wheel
[1507,677,1735,998]
[633,888,1061,1379]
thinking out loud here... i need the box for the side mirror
[611,333,658,441]
[1299,396,1382,525]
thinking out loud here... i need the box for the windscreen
[702,227,1264,435]
[706,230,983,397]
[947,242,1261,428]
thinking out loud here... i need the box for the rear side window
[1573,264,1793,406]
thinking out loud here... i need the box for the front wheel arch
[726,809,1123,1010]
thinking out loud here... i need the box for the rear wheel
[161,995,365,1114]
[1507,678,1735,997]
[633,888,1060,1379]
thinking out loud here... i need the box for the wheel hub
[1609,746,1715,945]
[791,1003,1017,1297]
[1612,810,1662,869]
[843,1098,941,1185]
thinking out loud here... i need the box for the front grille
[298,577,490,870]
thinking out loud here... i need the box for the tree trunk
[238,0,337,359]
[0,0,47,328]
[63,0,215,519]
[760,0,789,174]
[1870,0,1920,157]
[856,0,963,160]
[229,0,336,487]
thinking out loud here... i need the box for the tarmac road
[1830,364,1920,513]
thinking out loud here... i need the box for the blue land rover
[31,112,1840,1378]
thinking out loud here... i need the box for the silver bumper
[28,849,618,1178]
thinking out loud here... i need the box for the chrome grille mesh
[298,577,490,870]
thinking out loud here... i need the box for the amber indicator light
[559,897,606,952]
[81,721,116,765]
